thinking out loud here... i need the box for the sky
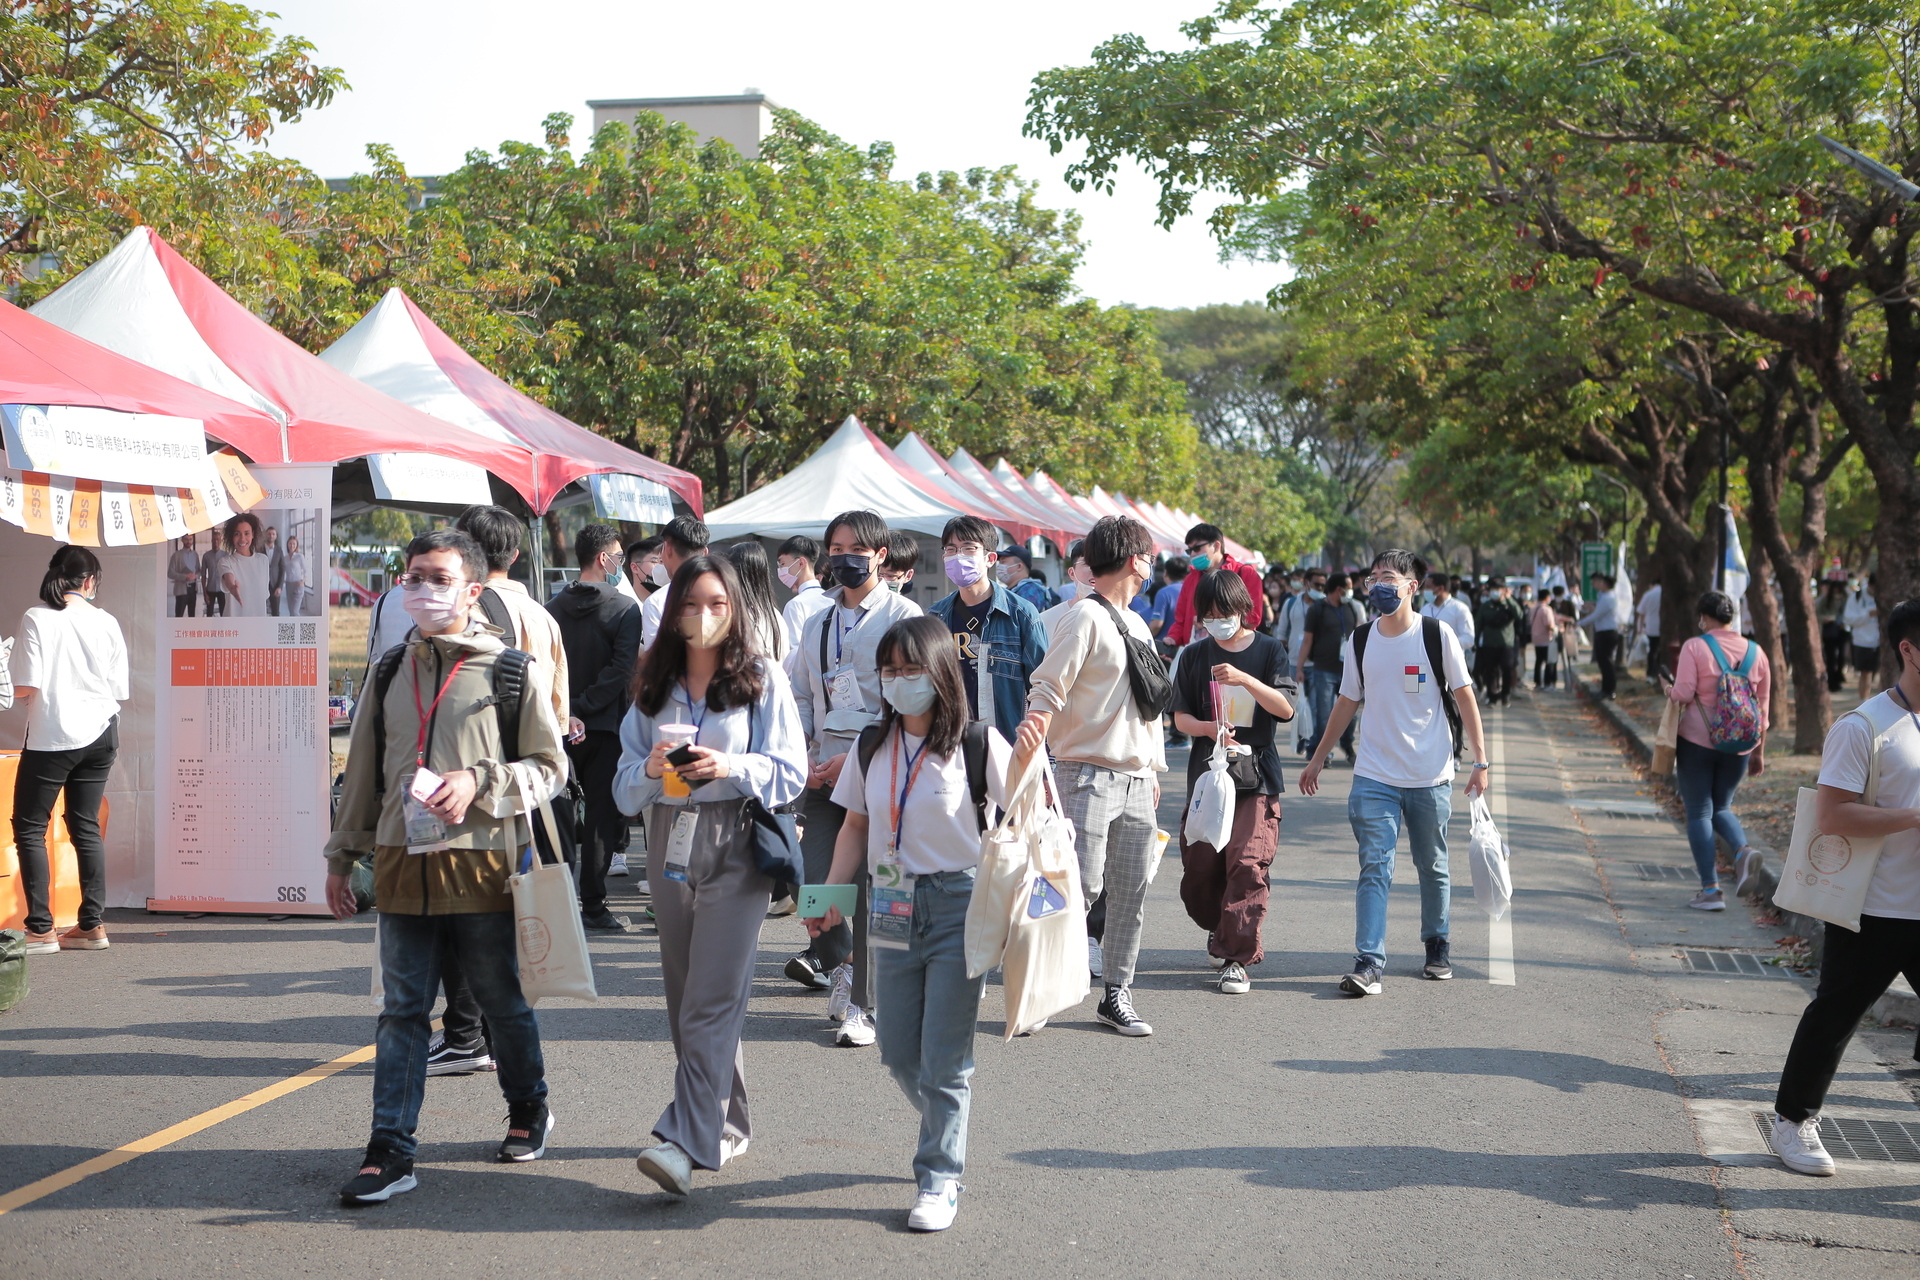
[252,0,1286,312]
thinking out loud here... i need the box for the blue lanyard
[835,605,862,667]
[889,731,929,853]
[682,682,708,737]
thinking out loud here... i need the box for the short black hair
[825,509,888,553]
[1696,590,1736,625]
[1065,539,1085,565]
[777,534,821,571]
[1163,555,1191,581]
[1426,572,1450,590]
[1886,598,1920,655]
[1085,515,1154,576]
[626,534,664,565]
[1306,566,1327,581]
[1593,573,1616,589]
[407,528,487,585]
[885,530,920,574]
[1551,585,1566,597]
[224,510,262,552]
[576,523,622,566]
[662,514,710,558]
[941,515,999,552]
[457,504,522,574]
[1370,548,1428,581]
[1326,572,1351,591]
[1185,522,1224,549]
[1195,568,1253,619]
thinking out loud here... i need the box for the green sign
[1580,541,1612,602]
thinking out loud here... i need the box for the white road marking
[1487,715,1516,985]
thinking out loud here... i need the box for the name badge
[869,877,915,950]
[664,810,698,882]
[403,794,449,854]
[828,665,860,710]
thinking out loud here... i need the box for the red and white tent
[949,448,1085,545]
[892,432,1054,547]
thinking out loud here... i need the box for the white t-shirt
[1844,591,1880,647]
[223,549,272,617]
[366,587,415,664]
[1636,584,1663,636]
[1817,691,1920,920]
[640,587,665,649]
[1420,596,1476,651]
[831,725,1014,875]
[1337,618,1474,788]
[16,602,129,751]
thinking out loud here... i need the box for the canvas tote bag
[1773,697,1903,932]
[508,770,599,1003]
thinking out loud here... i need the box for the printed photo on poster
[163,505,322,619]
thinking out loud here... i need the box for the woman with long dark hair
[612,554,807,1197]
[13,546,129,953]
[724,540,788,663]
[804,615,1030,1232]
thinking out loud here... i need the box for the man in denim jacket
[925,516,1049,745]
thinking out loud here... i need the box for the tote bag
[1774,699,1903,932]
[965,753,1069,979]
[508,771,599,1003]
[1651,697,1681,777]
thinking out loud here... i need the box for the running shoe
[908,1179,961,1232]
[785,951,831,990]
[339,1144,416,1205]
[636,1140,693,1195]
[607,853,629,877]
[836,1007,876,1047]
[1688,887,1726,911]
[826,963,854,1022]
[1217,962,1250,995]
[1340,961,1384,997]
[581,910,631,932]
[1422,937,1453,980]
[496,1101,552,1162]
[1770,1114,1836,1176]
[1095,985,1153,1036]
[1733,847,1758,896]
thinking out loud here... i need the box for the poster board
[149,464,331,915]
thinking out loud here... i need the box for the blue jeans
[372,909,546,1160]
[875,870,985,1192]
[1303,667,1350,757]
[1674,737,1751,889]
[1348,775,1452,969]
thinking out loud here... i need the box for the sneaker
[1217,962,1250,995]
[58,924,109,950]
[785,951,830,990]
[496,1101,553,1162]
[907,1179,961,1232]
[1733,847,1758,896]
[826,963,854,1022]
[1688,887,1726,912]
[1770,1114,1837,1176]
[340,1144,416,1204]
[1422,937,1453,981]
[767,893,797,917]
[1095,985,1153,1036]
[21,930,59,955]
[426,1040,496,1076]
[607,853,629,877]
[836,1007,876,1047]
[719,1132,750,1165]
[636,1139,693,1195]
[581,910,632,932]
[636,878,651,896]
[1205,933,1226,969]
[1087,938,1104,980]
[1340,960,1384,997]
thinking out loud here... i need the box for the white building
[587,90,776,159]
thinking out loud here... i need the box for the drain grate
[1754,1112,1920,1163]
[1637,863,1693,881]
[1684,949,1789,978]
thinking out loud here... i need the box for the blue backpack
[1700,633,1763,754]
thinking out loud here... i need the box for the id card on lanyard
[829,609,862,710]
[664,810,698,882]
[871,731,929,950]
[405,653,467,854]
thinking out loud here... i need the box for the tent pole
[528,516,546,599]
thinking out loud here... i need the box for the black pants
[1822,625,1849,692]
[14,720,116,935]
[1593,629,1620,698]
[1476,644,1516,705]
[567,730,624,917]
[437,931,490,1051]
[1533,644,1557,688]
[1644,636,1661,679]
[798,784,870,1008]
[1775,914,1920,1121]
[173,591,197,617]
[204,590,225,616]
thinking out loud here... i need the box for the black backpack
[1349,616,1465,758]
[367,641,533,795]
[856,720,994,831]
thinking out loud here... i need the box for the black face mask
[828,553,873,590]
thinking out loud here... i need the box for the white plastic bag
[1467,796,1512,921]
[1183,735,1235,851]
[507,779,598,1004]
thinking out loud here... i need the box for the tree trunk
[543,509,569,569]
[1742,540,1792,740]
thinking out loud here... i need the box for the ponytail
[41,545,101,610]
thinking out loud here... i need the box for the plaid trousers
[1056,761,1158,988]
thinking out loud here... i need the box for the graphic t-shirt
[1818,691,1920,919]
[1337,619,1474,788]
[951,594,994,716]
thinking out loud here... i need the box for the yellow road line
[0,1024,422,1217]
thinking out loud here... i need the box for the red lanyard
[887,729,931,853]
[412,653,468,768]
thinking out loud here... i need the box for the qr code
[278,624,295,644]
[300,623,317,644]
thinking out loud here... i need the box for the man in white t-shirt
[1769,598,1920,1177]
[1634,582,1663,679]
[1299,550,1489,998]
[777,534,832,677]
[1419,572,1475,661]
[638,515,711,649]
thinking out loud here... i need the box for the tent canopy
[702,416,968,541]
[321,289,702,516]
[31,229,544,502]
[949,448,1083,547]
[892,432,1049,546]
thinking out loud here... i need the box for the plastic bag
[1467,796,1512,921]
[1183,735,1235,851]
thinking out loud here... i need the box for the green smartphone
[798,883,858,919]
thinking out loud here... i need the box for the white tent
[703,416,969,540]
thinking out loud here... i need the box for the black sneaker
[425,1039,496,1076]
[1422,937,1453,981]
[497,1101,553,1162]
[1340,742,1356,764]
[785,951,831,990]
[1095,985,1153,1037]
[1340,960,1383,997]
[340,1144,416,1204]
[581,910,631,932]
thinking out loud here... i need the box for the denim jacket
[926,583,1049,744]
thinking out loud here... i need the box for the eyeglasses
[397,573,471,589]
[1185,543,1213,556]
[880,664,928,678]
[1364,574,1411,589]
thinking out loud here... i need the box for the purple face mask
[943,552,987,588]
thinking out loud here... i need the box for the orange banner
[66,480,101,547]
[213,451,264,511]
[126,486,166,544]
[20,472,51,538]
[170,647,317,688]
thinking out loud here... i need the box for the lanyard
[834,604,863,667]
[1894,684,1920,735]
[412,652,469,769]
[682,681,708,736]
[887,729,931,855]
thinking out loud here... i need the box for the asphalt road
[3,689,1915,1278]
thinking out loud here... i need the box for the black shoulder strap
[478,585,513,637]
[819,607,832,676]
[369,643,408,795]
[1422,616,1465,757]
[1351,619,1374,692]
[962,720,990,831]
[489,647,531,764]
[856,721,887,780]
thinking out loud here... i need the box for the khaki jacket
[326,621,567,914]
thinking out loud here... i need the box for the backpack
[1350,616,1465,758]
[1699,633,1763,754]
[856,720,994,831]
[368,642,533,795]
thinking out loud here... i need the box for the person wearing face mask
[639,515,713,649]
[1298,550,1489,998]
[808,616,1029,1231]
[1274,568,1325,747]
[626,536,666,601]
[924,515,1049,747]
[1168,571,1293,994]
[612,555,808,1197]
[1296,573,1359,764]
[1037,542,1095,639]
[776,535,832,678]
[785,510,923,1045]
[547,524,643,932]
[880,530,920,595]
[995,544,1058,611]
[1166,523,1265,646]
[325,530,569,1203]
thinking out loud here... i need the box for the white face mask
[650,561,672,588]
[881,673,938,716]
[679,613,730,649]
[402,581,467,632]
[1203,617,1240,643]
[777,561,801,590]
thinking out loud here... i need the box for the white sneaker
[1088,938,1104,979]
[637,878,651,896]
[607,853,629,877]
[719,1132,750,1165]
[635,1140,693,1195]
[767,893,796,917]
[836,1006,876,1047]
[1771,1114,1837,1176]
[1217,962,1251,995]
[907,1179,960,1232]
[826,963,854,1023]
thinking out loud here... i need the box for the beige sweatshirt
[1025,595,1166,777]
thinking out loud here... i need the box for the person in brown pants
[1168,570,1294,994]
